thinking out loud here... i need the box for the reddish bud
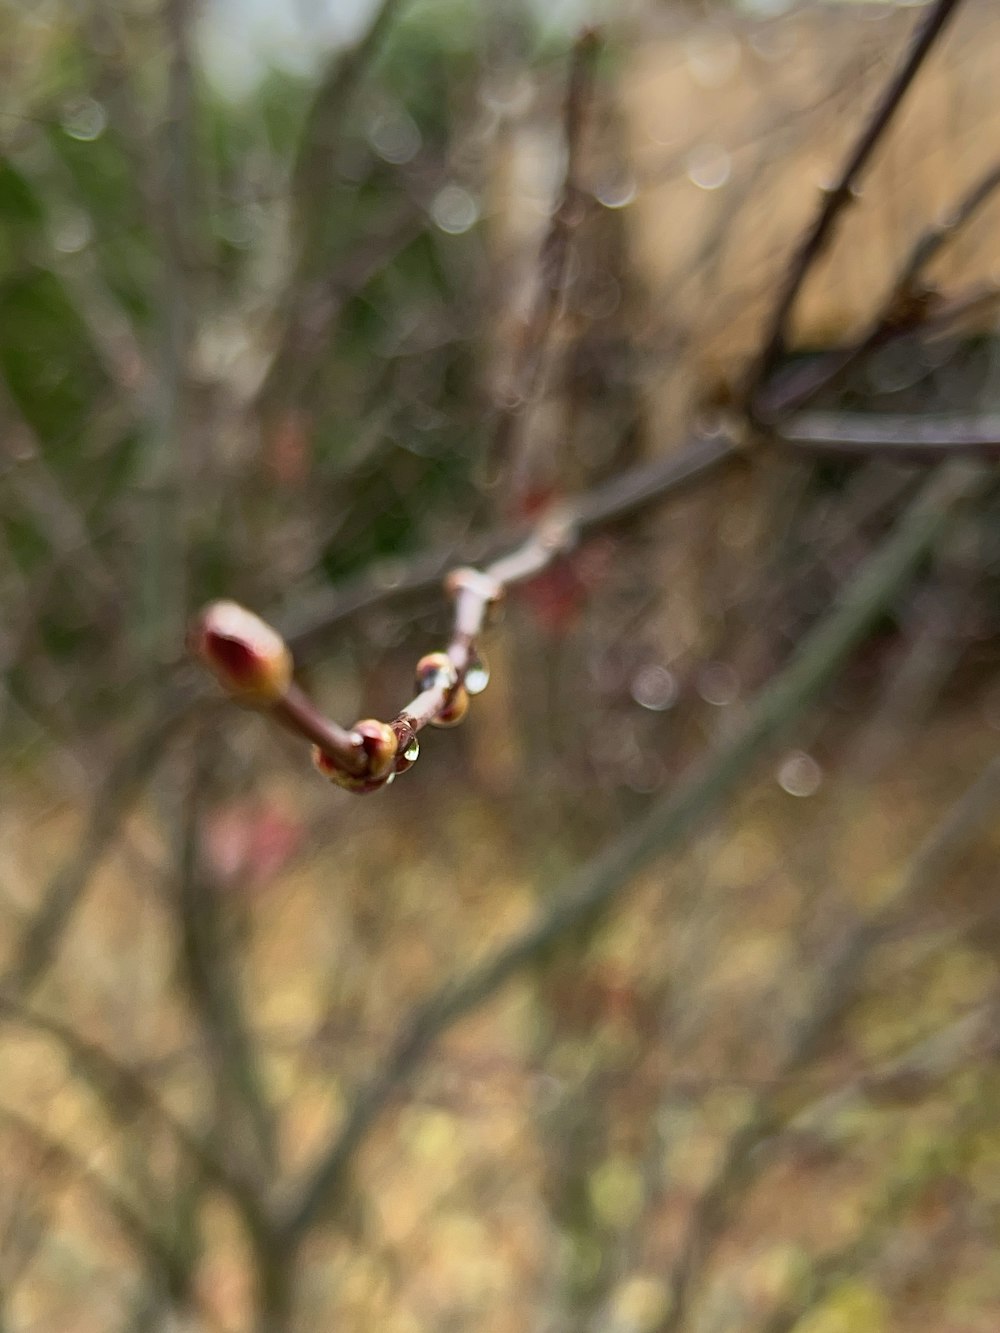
[312,745,393,795]
[352,719,397,781]
[431,685,469,728]
[415,652,458,694]
[311,718,397,795]
[190,601,292,704]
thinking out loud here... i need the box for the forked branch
[749,0,966,412]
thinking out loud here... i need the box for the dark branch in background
[0,1106,180,1286]
[777,410,1000,459]
[276,461,982,1249]
[252,213,422,424]
[274,0,409,351]
[653,749,1000,1333]
[762,155,1000,419]
[288,0,407,234]
[748,0,966,412]
[175,733,278,1173]
[3,698,187,995]
[489,27,603,490]
[0,995,260,1217]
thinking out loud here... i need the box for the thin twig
[0,1105,180,1284]
[749,0,966,410]
[3,696,187,995]
[192,429,742,788]
[761,156,1000,419]
[175,731,277,1172]
[0,995,258,1214]
[490,27,603,491]
[276,461,980,1249]
[653,750,1000,1333]
[280,430,740,660]
[776,409,1000,458]
[288,0,408,243]
[252,211,422,423]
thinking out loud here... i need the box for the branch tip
[189,601,292,705]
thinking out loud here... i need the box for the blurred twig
[0,995,258,1210]
[139,0,198,668]
[757,1100,986,1333]
[3,695,188,995]
[175,732,277,1173]
[762,156,1000,419]
[252,211,423,425]
[776,409,1000,458]
[275,0,410,368]
[277,461,980,1249]
[490,27,603,493]
[653,750,1000,1333]
[281,430,741,659]
[0,1106,182,1291]
[749,0,966,410]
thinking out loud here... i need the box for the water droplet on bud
[464,653,490,696]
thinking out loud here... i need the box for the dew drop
[464,653,490,696]
[61,97,107,142]
[431,184,479,235]
[51,210,92,254]
[686,144,731,192]
[777,751,823,798]
[367,107,421,165]
[630,664,678,712]
[696,662,739,707]
[594,171,637,210]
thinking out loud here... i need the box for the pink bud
[312,745,393,795]
[431,685,469,728]
[190,601,292,704]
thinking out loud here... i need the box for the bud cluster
[190,553,504,795]
[313,719,398,794]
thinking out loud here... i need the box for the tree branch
[490,27,603,491]
[653,748,1000,1333]
[276,460,981,1249]
[749,0,966,409]
[761,155,1000,419]
[776,409,1000,458]
[191,429,742,789]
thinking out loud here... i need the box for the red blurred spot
[267,409,311,488]
[203,800,304,893]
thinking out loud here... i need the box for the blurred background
[3,0,1000,1329]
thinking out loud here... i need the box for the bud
[352,719,397,781]
[311,719,397,795]
[415,652,458,694]
[190,601,292,704]
[312,745,393,795]
[431,685,469,728]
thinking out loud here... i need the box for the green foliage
[0,267,106,451]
